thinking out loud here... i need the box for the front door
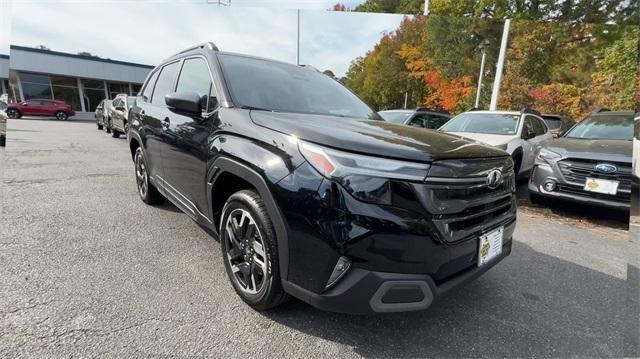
[161,57,219,220]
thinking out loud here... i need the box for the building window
[107,82,128,99]
[20,72,53,101]
[50,75,82,111]
[130,84,142,96]
[82,79,107,112]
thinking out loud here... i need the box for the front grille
[414,157,517,243]
[557,158,632,202]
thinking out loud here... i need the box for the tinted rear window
[542,117,562,129]
[379,111,413,124]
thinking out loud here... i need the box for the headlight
[298,141,429,205]
[536,148,561,163]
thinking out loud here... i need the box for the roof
[463,110,521,115]
[10,45,153,69]
[591,110,634,116]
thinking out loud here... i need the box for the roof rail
[467,107,482,112]
[176,42,219,56]
[592,107,610,114]
[416,107,450,115]
[521,107,541,116]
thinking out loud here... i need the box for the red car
[6,99,76,121]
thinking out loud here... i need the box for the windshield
[440,113,520,135]
[219,54,379,120]
[542,117,562,130]
[379,110,412,124]
[565,114,633,140]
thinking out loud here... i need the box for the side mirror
[165,91,202,115]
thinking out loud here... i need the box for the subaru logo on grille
[486,169,503,189]
[595,163,617,174]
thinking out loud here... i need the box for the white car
[439,109,552,177]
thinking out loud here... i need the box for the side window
[176,58,217,112]
[534,117,547,135]
[408,114,427,128]
[527,116,545,136]
[26,100,40,106]
[151,61,180,106]
[142,70,160,102]
[523,117,535,138]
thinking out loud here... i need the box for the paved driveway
[0,119,635,357]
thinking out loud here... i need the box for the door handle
[162,117,170,129]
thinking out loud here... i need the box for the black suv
[128,43,517,314]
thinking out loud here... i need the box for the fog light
[543,180,557,192]
[325,256,351,290]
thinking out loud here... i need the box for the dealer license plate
[583,177,618,195]
[478,226,503,267]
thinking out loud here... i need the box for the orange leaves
[528,84,582,118]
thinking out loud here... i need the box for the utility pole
[475,40,490,108]
[424,0,429,15]
[296,9,300,65]
[490,19,510,111]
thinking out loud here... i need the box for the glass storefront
[82,79,107,112]
[15,71,143,112]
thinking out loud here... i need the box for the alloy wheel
[224,209,268,295]
[56,112,68,121]
[134,150,148,198]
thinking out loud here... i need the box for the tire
[97,123,103,130]
[133,147,164,205]
[0,136,5,147]
[105,118,111,133]
[512,154,522,178]
[6,109,20,119]
[220,190,289,310]
[55,111,68,121]
[112,129,120,138]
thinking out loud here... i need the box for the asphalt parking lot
[0,118,636,357]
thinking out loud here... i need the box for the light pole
[490,19,511,111]
[475,40,490,108]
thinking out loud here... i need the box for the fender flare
[209,156,290,281]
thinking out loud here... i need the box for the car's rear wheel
[220,190,289,310]
[112,129,120,138]
[134,147,164,204]
[6,109,20,119]
[55,111,68,121]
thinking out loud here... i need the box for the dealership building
[1,54,9,95]
[8,45,153,119]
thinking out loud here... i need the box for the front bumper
[283,235,513,314]
[528,163,630,210]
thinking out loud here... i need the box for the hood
[249,111,507,162]
[445,132,515,147]
[547,138,632,163]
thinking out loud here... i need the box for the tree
[354,0,423,14]
[332,3,347,11]
[323,69,336,78]
[77,51,93,57]
[35,45,50,50]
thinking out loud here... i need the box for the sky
[9,1,405,77]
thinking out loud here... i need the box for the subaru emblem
[595,163,617,174]
[486,169,503,189]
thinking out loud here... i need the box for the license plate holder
[583,177,619,195]
[478,226,503,267]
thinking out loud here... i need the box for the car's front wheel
[105,118,112,133]
[133,147,164,204]
[6,109,20,119]
[55,111,68,121]
[220,190,289,310]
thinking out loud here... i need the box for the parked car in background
[128,43,517,314]
[632,114,639,220]
[95,99,112,130]
[540,113,575,138]
[107,94,135,138]
[6,99,76,121]
[439,109,552,177]
[528,110,634,210]
[0,109,6,147]
[378,108,451,129]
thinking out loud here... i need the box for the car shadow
[258,241,634,358]
[515,178,629,230]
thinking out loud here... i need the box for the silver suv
[106,93,136,138]
[439,109,552,177]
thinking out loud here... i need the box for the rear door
[22,100,43,116]
[161,57,218,219]
[521,115,549,172]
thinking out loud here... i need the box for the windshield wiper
[240,105,274,112]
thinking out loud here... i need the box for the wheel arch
[209,156,290,281]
